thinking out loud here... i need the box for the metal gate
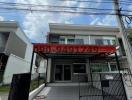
[79,73,127,100]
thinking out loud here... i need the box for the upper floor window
[112,40,116,45]
[59,37,65,44]
[103,36,116,45]
[59,37,84,45]
[95,39,103,45]
[67,38,75,44]
[95,39,116,45]
[104,39,111,45]
[75,39,84,44]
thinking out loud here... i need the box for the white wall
[0,22,38,84]
[38,59,47,74]
[3,54,37,84]
[5,33,27,58]
[50,28,118,36]
[3,54,35,84]
[2,26,36,84]
[1,26,33,62]
[0,24,33,68]
[13,28,33,62]
[3,52,46,84]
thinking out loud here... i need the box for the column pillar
[86,59,92,82]
[108,62,111,72]
[46,58,52,83]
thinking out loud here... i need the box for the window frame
[110,64,118,71]
[73,63,86,73]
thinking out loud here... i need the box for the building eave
[49,23,132,33]
[0,21,18,28]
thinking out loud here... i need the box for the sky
[0,0,132,43]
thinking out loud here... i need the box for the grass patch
[29,79,44,92]
[0,85,10,93]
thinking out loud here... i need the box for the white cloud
[90,15,117,26]
[0,16,4,21]
[15,0,79,42]
[15,0,102,43]
[90,18,102,25]
[102,15,117,26]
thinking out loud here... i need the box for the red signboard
[33,43,116,54]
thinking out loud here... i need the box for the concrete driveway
[34,86,79,100]
[34,83,121,100]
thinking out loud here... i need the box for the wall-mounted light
[116,46,120,50]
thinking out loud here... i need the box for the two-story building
[34,23,130,82]
[33,23,132,100]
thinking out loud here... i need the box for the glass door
[64,65,71,81]
[55,65,71,81]
[55,65,63,81]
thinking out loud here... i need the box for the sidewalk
[0,92,8,100]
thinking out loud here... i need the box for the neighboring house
[0,21,45,84]
[33,23,132,100]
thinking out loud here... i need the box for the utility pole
[113,0,132,72]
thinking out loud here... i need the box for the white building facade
[33,23,132,100]
[45,23,131,83]
[0,21,45,84]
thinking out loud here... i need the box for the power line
[0,5,131,17]
[119,2,132,6]
[58,0,113,3]
[0,7,116,15]
[120,0,132,4]
[0,2,131,13]
[61,0,132,3]
[0,1,114,10]
[0,1,131,12]
[0,1,131,7]
[58,0,132,5]
[0,1,131,17]
[0,4,113,11]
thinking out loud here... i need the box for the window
[49,34,59,44]
[104,39,111,45]
[59,37,65,44]
[67,39,75,44]
[112,40,116,45]
[91,63,109,72]
[73,64,86,73]
[75,39,84,44]
[110,64,117,71]
[95,39,103,45]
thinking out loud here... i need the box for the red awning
[33,43,116,55]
